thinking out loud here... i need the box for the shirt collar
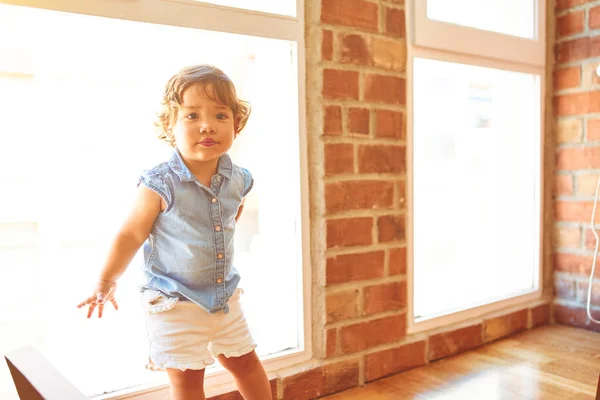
[168,148,233,182]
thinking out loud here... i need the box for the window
[408,0,545,331]
[194,0,296,17]
[0,1,308,399]
[427,0,536,39]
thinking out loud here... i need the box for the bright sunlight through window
[413,58,541,322]
[0,4,303,398]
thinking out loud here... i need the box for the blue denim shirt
[138,149,253,314]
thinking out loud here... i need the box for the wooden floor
[324,325,600,400]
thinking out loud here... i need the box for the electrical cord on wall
[587,175,600,324]
[581,63,600,324]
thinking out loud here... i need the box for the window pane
[413,57,540,321]
[0,4,302,398]
[428,0,536,39]
[195,0,296,17]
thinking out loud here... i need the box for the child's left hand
[77,280,119,318]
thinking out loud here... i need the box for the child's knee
[219,351,260,376]
[167,368,206,391]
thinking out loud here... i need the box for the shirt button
[212,198,217,203]
[215,175,221,182]
[216,278,223,284]
[217,253,224,259]
[215,225,221,232]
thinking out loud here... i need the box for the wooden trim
[411,0,546,67]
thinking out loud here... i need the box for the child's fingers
[86,303,97,319]
[77,296,95,308]
[98,303,105,318]
[110,298,119,311]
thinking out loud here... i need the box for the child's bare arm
[77,185,163,317]
[99,185,164,281]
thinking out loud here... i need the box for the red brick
[358,145,405,173]
[340,314,406,353]
[322,29,333,61]
[530,303,550,327]
[365,74,406,104]
[429,324,483,361]
[556,146,600,170]
[364,281,406,315]
[376,110,403,138]
[590,6,600,29]
[325,143,354,176]
[555,276,577,300]
[378,214,405,242]
[323,69,359,100]
[584,228,598,250]
[484,309,528,342]
[389,247,407,275]
[364,341,426,382]
[321,0,378,31]
[326,329,337,357]
[554,67,580,90]
[576,174,600,196]
[327,289,359,323]
[557,118,583,143]
[554,225,581,249]
[576,280,600,304]
[323,360,360,395]
[348,107,370,134]
[554,91,600,116]
[554,252,595,275]
[587,119,600,141]
[554,201,600,224]
[396,180,406,208]
[557,11,585,37]
[282,361,359,400]
[283,367,321,400]
[557,0,591,11]
[339,34,370,66]
[555,36,600,63]
[323,105,342,136]
[554,304,600,332]
[371,37,406,71]
[326,251,385,284]
[555,174,573,196]
[385,7,405,37]
[325,180,394,214]
[555,37,587,63]
[327,217,373,248]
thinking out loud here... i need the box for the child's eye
[216,113,229,120]
[186,113,198,120]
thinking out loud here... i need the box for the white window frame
[1,1,311,398]
[406,0,546,334]
[413,0,546,67]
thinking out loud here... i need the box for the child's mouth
[199,139,218,147]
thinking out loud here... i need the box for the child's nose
[199,121,215,133]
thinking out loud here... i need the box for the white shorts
[142,288,256,371]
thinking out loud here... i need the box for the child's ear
[234,117,241,137]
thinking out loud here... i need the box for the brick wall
[209,1,555,399]
[553,0,600,332]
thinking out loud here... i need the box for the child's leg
[166,368,206,400]
[217,350,271,400]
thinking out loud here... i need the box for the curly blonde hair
[155,65,251,147]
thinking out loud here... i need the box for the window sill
[94,348,312,400]
[407,289,542,335]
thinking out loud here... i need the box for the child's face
[171,83,236,165]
